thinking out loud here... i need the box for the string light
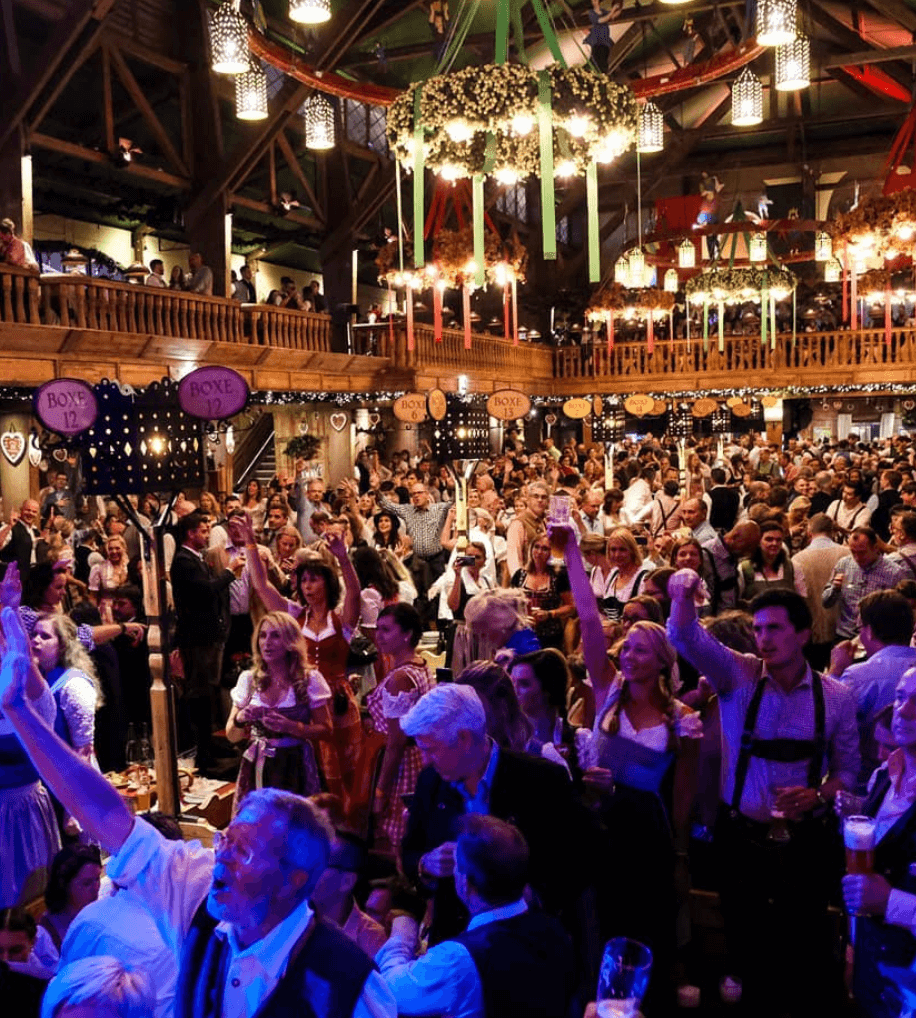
[731,68,763,127]
[210,1,249,75]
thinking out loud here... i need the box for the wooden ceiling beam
[27,34,100,133]
[319,162,395,263]
[275,130,324,223]
[230,193,322,232]
[30,131,189,189]
[101,29,188,76]
[860,0,916,35]
[823,43,916,67]
[0,0,116,150]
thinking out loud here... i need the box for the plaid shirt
[822,553,908,639]
[378,494,452,558]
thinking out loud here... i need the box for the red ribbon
[406,289,415,351]
[851,268,858,331]
[433,285,443,343]
[504,284,510,341]
[512,277,519,346]
[607,310,614,354]
[842,246,849,323]
[388,286,395,347]
[647,313,655,354]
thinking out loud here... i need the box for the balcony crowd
[5,430,916,1016]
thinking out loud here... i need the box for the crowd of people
[5,428,916,1016]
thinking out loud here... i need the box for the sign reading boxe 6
[178,366,249,420]
[34,378,99,436]
[393,393,428,423]
[487,389,531,421]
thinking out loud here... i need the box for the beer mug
[597,937,652,1018]
[548,496,571,558]
[844,815,876,875]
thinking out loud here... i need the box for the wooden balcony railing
[1,264,41,324]
[243,303,331,351]
[407,323,555,380]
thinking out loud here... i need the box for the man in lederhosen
[668,571,859,1017]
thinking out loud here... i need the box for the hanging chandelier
[210,0,249,75]
[731,68,763,127]
[664,269,679,293]
[815,231,833,261]
[235,60,268,121]
[628,248,647,287]
[678,238,696,269]
[756,0,797,47]
[749,233,768,262]
[775,34,810,91]
[824,258,842,283]
[304,93,335,150]
[289,0,331,24]
[615,256,631,287]
[637,102,664,153]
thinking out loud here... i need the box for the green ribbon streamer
[395,159,404,273]
[495,0,509,64]
[761,278,768,348]
[586,159,599,284]
[703,299,709,354]
[538,70,556,261]
[530,0,567,67]
[413,86,424,268]
[718,301,724,353]
[473,173,485,287]
[437,0,482,73]
[512,2,528,64]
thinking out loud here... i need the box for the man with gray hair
[0,606,395,1018]
[400,683,591,944]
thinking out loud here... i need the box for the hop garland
[376,228,529,290]
[686,266,798,304]
[859,268,892,295]
[587,283,675,319]
[830,188,916,258]
[386,64,637,182]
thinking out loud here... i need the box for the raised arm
[326,528,360,630]
[0,607,134,854]
[554,522,614,708]
[237,514,287,613]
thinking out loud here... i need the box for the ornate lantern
[775,34,810,91]
[637,102,664,153]
[732,68,763,127]
[210,1,249,75]
[756,0,797,47]
[304,93,335,150]
[289,0,331,24]
[235,61,268,121]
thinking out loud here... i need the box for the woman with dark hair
[738,518,806,603]
[240,514,364,818]
[225,611,332,814]
[371,510,404,553]
[242,478,267,532]
[510,534,575,652]
[368,603,435,850]
[509,648,580,774]
[38,844,102,958]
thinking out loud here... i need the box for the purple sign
[34,378,99,436]
[178,367,249,421]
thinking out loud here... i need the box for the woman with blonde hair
[226,610,333,814]
[197,491,220,518]
[509,533,575,652]
[87,535,129,622]
[602,525,651,622]
[460,587,539,673]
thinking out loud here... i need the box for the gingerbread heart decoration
[0,431,26,466]
[28,434,42,467]
[330,412,348,432]
[368,412,381,426]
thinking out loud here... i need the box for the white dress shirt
[377,900,529,1018]
[105,818,395,1018]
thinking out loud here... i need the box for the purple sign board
[178,367,249,421]
[34,378,99,436]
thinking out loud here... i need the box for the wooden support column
[319,144,356,353]
[0,127,29,240]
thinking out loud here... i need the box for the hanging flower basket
[686,266,797,305]
[587,283,674,320]
[830,188,916,260]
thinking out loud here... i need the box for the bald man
[701,521,761,615]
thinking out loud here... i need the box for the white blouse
[230,669,331,710]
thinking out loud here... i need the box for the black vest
[455,909,575,1018]
[176,902,374,1018]
[708,486,740,533]
[871,489,902,543]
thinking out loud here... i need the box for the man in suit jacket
[399,684,593,945]
[792,513,847,670]
[0,500,40,581]
[843,666,916,1018]
[169,510,239,770]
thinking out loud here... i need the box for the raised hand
[0,562,21,610]
[0,606,33,710]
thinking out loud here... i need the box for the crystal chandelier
[749,233,767,262]
[210,1,249,75]
[235,61,268,121]
[638,102,664,153]
[678,238,696,269]
[731,68,763,127]
[775,34,810,91]
[815,232,833,262]
[304,93,335,150]
[289,0,331,24]
[756,0,797,47]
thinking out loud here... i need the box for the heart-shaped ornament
[330,412,348,432]
[28,434,42,467]
[53,448,68,462]
[369,412,381,426]
[0,431,25,466]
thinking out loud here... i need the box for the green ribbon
[530,0,567,67]
[495,0,510,64]
[473,173,485,287]
[718,301,724,353]
[538,70,556,261]
[512,2,528,64]
[413,86,424,268]
[586,159,599,284]
[761,276,768,348]
[703,299,709,354]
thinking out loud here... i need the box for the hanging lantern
[304,93,335,150]
[775,34,810,91]
[628,248,646,286]
[815,231,832,262]
[210,1,249,75]
[824,258,842,283]
[289,0,331,24]
[731,68,763,126]
[756,0,797,47]
[637,102,664,153]
[664,269,679,293]
[749,233,767,262]
[235,60,268,121]
[678,238,696,269]
[615,255,631,287]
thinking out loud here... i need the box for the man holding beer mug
[668,572,859,1016]
[842,666,916,1017]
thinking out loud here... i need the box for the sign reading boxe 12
[178,366,249,420]
[34,378,99,436]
